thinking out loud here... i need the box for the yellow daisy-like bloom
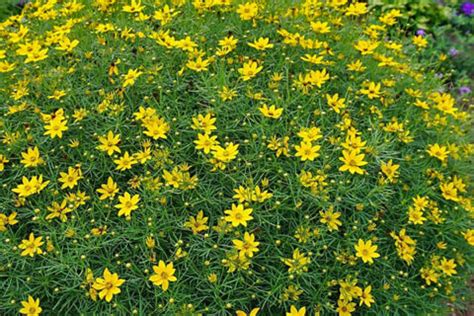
[92,268,125,302]
[19,233,44,257]
[122,68,143,88]
[248,37,274,51]
[339,149,368,174]
[149,260,177,291]
[43,117,68,139]
[355,239,380,264]
[194,133,219,154]
[236,307,260,316]
[238,60,263,81]
[19,295,42,316]
[286,305,306,316]
[97,131,121,156]
[20,146,44,168]
[426,143,449,162]
[236,2,258,21]
[438,257,457,276]
[258,104,283,119]
[294,141,321,162]
[233,232,260,258]
[114,151,137,171]
[115,192,140,217]
[224,203,253,227]
[184,210,209,234]
[96,177,119,200]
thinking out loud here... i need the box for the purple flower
[416,29,426,36]
[461,2,474,16]
[459,86,472,95]
[449,48,459,56]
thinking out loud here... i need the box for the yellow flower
[212,143,239,163]
[339,149,368,174]
[47,90,67,100]
[420,267,440,285]
[24,47,48,63]
[310,21,331,33]
[440,182,460,202]
[463,230,474,246]
[380,159,399,182]
[224,203,253,227]
[319,209,342,231]
[219,86,238,101]
[92,268,125,302]
[294,141,320,161]
[359,82,381,99]
[298,127,323,142]
[286,305,306,316]
[412,195,429,210]
[252,185,273,203]
[20,147,44,168]
[408,206,426,225]
[194,133,219,154]
[145,235,155,248]
[149,260,177,291]
[359,285,375,307]
[115,192,140,217]
[426,143,449,162]
[238,60,263,81]
[0,154,8,171]
[153,5,179,25]
[96,177,119,200]
[184,210,209,234]
[301,54,325,65]
[0,61,16,72]
[336,299,356,316]
[44,117,68,139]
[347,59,366,72]
[114,151,137,171]
[143,117,170,139]
[415,99,430,110]
[233,232,260,258]
[282,248,310,274]
[122,0,144,13]
[186,56,211,72]
[248,37,273,51]
[122,68,143,87]
[354,39,379,55]
[0,211,18,231]
[412,35,428,49]
[19,233,44,257]
[345,2,368,16]
[12,175,49,198]
[326,93,346,113]
[236,2,258,20]
[258,104,283,119]
[58,166,82,190]
[191,113,217,134]
[97,131,121,155]
[56,37,79,52]
[354,239,380,264]
[19,295,42,316]
[438,257,457,276]
[208,272,218,283]
[236,307,260,316]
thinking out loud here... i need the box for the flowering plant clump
[0,0,473,315]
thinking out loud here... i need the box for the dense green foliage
[0,1,472,315]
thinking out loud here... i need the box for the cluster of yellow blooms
[0,0,472,315]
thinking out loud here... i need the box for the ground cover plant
[0,0,473,315]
